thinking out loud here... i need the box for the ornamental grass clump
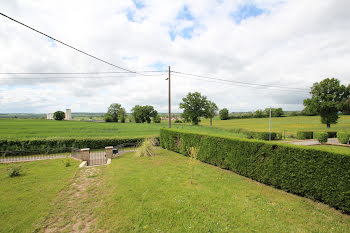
[187,146,199,184]
[136,137,157,157]
[6,164,23,177]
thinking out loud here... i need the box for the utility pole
[269,107,272,141]
[168,66,171,128]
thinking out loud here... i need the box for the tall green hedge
[338,132,350,144]
[160,129,350,214]
[0,136,156,152]
[296,131,313,140]
[313,132,328,143]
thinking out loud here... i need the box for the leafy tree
[219,108,229,120]
[180,92,208,125]
[104,114,113,122]
[118,108,127,123]
[303,78,350,128]
[254,109,265,118]
[342,99,350,115]
[205,101,218,126]
[264,108,284,117]
[53,111,65,121]
[131,105,158,123]
[153,115,161,123]
[107,103,122,122]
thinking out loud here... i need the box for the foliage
[314,132,328,143]
[6,164,23,177]
[62,155,71,167]
[264,108,284,117]
[136,138,157,157]
[53,111,65,121]
[160,129,350,214]
[104,114,113,122]
[118,108,127,123]
[296,131,313,140]
[153,115,161,123]
[131,105,158,123]
[342,98,350,115]
[204,101,218,126]
[303,78,350,128]
[219,108,229,120]
[107,103,122,122]
[180,92,208,125]
[187,146,199,184]
[174,119,182,123]
[327,131,337,138]
[246,131,279,140]
[254,109,265,118]
[338,132,350,144]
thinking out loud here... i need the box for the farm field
[0,118,245,139]
[202,115,350,137]
[0,159,79,232]
[25,150,349,232]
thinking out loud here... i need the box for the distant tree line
[219,108,284,120]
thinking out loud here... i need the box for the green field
[202,115,350,137]
[0,119,245,139]
[2,151,348,232]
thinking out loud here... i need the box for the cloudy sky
[0,0,349,113]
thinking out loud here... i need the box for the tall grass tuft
[187,147,199,184]
[136,138,157,157]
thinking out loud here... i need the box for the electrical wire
[0,71,166,75]
[0,74,166,80]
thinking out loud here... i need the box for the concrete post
[105,146,114,159]
[80,148,90,163]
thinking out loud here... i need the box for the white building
[47,109,72,120]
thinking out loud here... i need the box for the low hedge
[338,132,350,144]
[296,131,313,140]
[0,136,158,153]
[313,132,328,143]
[246,131,280,140]
[160,129,350,214]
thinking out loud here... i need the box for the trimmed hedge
[314,132,328,143]
[296,131,313,140]
[338,132,350,144]
[160,129,350,214]
[0,136,157,152]
[327,131,337,138]
[246,131,280,140]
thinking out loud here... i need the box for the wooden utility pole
[168,66,171,128]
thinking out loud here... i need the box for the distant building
[46,113,54,120]
[47,109,72,120]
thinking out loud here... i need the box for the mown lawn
[0,119,245,139]
[95,149,350,232]
[0,159,79,233]
[201,115,350,137]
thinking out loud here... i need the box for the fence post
[80,148,90,164]
[105,146,113,159]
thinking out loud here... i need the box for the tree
[53,111,65,121]
[118,108,127,123]
[264,108,284,117]
[205,101,218,126]
[303,78,350,128]
[219,108,229,120]
[153,115,161,123]
[342,99,350,115]
[254,109,265,118]
[107,103,122,122]
[104,114,113,122]
[131,105,158,123]
[180,92,208,125]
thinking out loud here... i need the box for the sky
[0,0,349,113]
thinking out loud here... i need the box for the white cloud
[0,0,349,113]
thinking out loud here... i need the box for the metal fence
[89,150,107,166]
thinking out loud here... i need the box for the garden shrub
[6,164,23,177]
[327,131,337,138]
[136,137,157,157]
[160,129,350,214]
[0,137,158,154]
[338,132,350,144]
[296,131,313,140]
[246,131,278,140]
[314,132,328,143]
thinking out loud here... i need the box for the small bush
[136,138,157,157]
[6,164,23,177]
[104,114,113,122]
[174,119,182,123]
[338,132,350,144]
[62,156,71,167]
[246,131,278,140]
[314,132,328,143]
[54,111,65,121]
[187,147,199,184]
[327,131,337,138]
[296,131,313,140]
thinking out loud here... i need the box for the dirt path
[38,166,105,233]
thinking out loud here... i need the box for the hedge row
[338,132,350,144]
[296,131,313,139]
[0,136,157,152]
[160,129,350,214]
[246,131,281,140]
[313,132,328,143]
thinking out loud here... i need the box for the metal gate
[89,150,107,166]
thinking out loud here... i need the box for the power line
[172,71,309,91]
[172,73,308,92]
[0,74,166,80]
[0,12,138,74]
[0,71,166,75]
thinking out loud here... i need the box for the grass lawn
[0,118,245,139]
[201,115,350,137]
[94,149,350,232]
[0,159,79,233]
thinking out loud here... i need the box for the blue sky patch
[176,5,194,21]
[126,8,136,22]
[231,4,264,24]
[47,38,57,47]
[132,0,145,9]
[121,56,138,60]
[150,62,167,71]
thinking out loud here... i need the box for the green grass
[202,115,350,137]
[308,145,350,156]
[0,159,79,232]
[95,150,350,232]
[0,118,245,139]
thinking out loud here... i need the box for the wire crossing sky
[0,0,349,113]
